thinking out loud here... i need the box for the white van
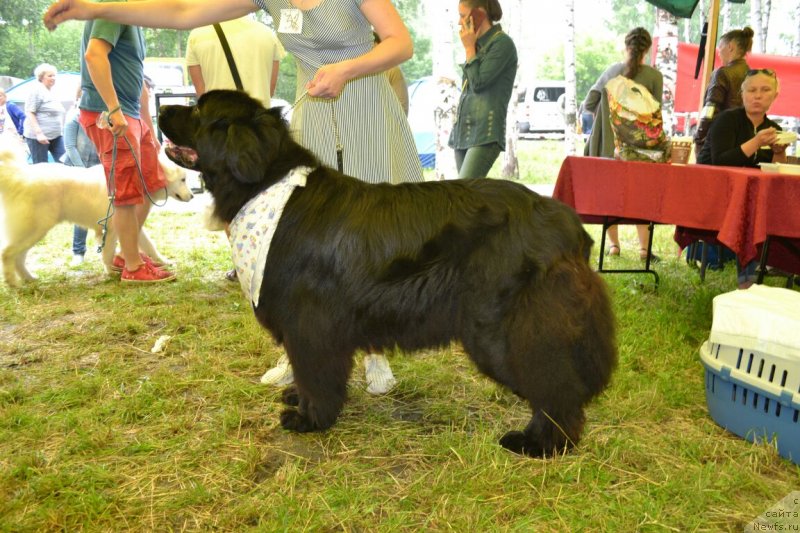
[516,80,566,134]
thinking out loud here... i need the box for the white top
[229,166,312,307]
[185,16,286,106]
[23,82,65,140]
[710,284,800,360]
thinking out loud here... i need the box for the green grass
[1,144,799,531]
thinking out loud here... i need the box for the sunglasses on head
[746,68,776,77]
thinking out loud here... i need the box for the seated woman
[696,68,789,288]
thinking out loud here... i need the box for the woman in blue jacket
[0,88,26,137]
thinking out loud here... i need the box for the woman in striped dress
[45,0,422,395]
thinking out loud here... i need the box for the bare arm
[270,61,279,97]
[139,83,159,148]
[84,37,127,137]
[45,0,256,31]
[25,110,49,144]
[305,0,412,98]
[188,65,206,98]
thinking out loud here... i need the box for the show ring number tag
[279,9,303,34]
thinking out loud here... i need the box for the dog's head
[159,90,316,220]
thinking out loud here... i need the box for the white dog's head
[159,151,194,202]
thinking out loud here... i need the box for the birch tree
[721,0,732,33]
[750,0,764,52]
[563,0,578,156]
[500,0,523,178]
[795,0,800,56]
[654,8,679,136]
[761,0,771,51]
[430,2,459,180]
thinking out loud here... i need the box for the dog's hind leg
[2,248,21,287]
[463,332,587,457]
[3,238,42,286]
[495,259,616,458]
[15,249,37,282]
[500,406,586,458]
[278,334,354,433]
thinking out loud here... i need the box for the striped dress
[253,0,422,184]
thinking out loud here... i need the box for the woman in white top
[23,63,66,164]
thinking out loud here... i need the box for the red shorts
[80,110,165,206]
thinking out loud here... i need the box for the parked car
[516,80,566,135]
[0,76,23,90]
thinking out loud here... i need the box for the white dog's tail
[0,143,28,192]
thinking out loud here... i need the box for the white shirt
[185,16,286,106]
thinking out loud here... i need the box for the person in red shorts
[78,7,175,283]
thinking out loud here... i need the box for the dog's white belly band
[229,167,311,307]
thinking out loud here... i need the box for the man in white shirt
[185,15,285,106]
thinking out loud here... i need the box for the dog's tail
[509,255,617,404]
[0,144,27,192]
[562,259,618,397]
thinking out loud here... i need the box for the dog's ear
[195,117,268,184]
[223,122,272,184]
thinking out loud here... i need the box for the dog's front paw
[281,386,299,406]
[280,408,316,433]
[499,430,549,458]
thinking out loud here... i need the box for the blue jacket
[3,102,26,135]
[449,24,518,151]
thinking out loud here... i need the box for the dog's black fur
[159,90,617,457]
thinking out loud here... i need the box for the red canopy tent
[675,42,800,117]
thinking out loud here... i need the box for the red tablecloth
[553,156,800,273]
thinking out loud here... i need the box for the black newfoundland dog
[159,90,616,457]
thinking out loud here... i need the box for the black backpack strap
[213,23,244,91]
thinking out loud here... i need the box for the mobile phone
[470,8,486,28]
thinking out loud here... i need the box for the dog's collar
[229,166,312,307]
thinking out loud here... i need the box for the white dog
[0,146,193,286]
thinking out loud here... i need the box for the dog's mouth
[164,141,199,170]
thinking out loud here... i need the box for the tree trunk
[796,0,800,57]
[430,2,459,180]
[500,0,523,178]
[761,0,771,52]
[720,0,731,33]
[654,8,679,136]
[563,0,578,157]
[750,0,764,53]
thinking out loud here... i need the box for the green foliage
[401,26,433,82]
[0,22,85,78]
[609,0,657,35]
[143,29,189,59]
[0,0,47,27]
[274,54,298,103]
[536,37,620,102]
